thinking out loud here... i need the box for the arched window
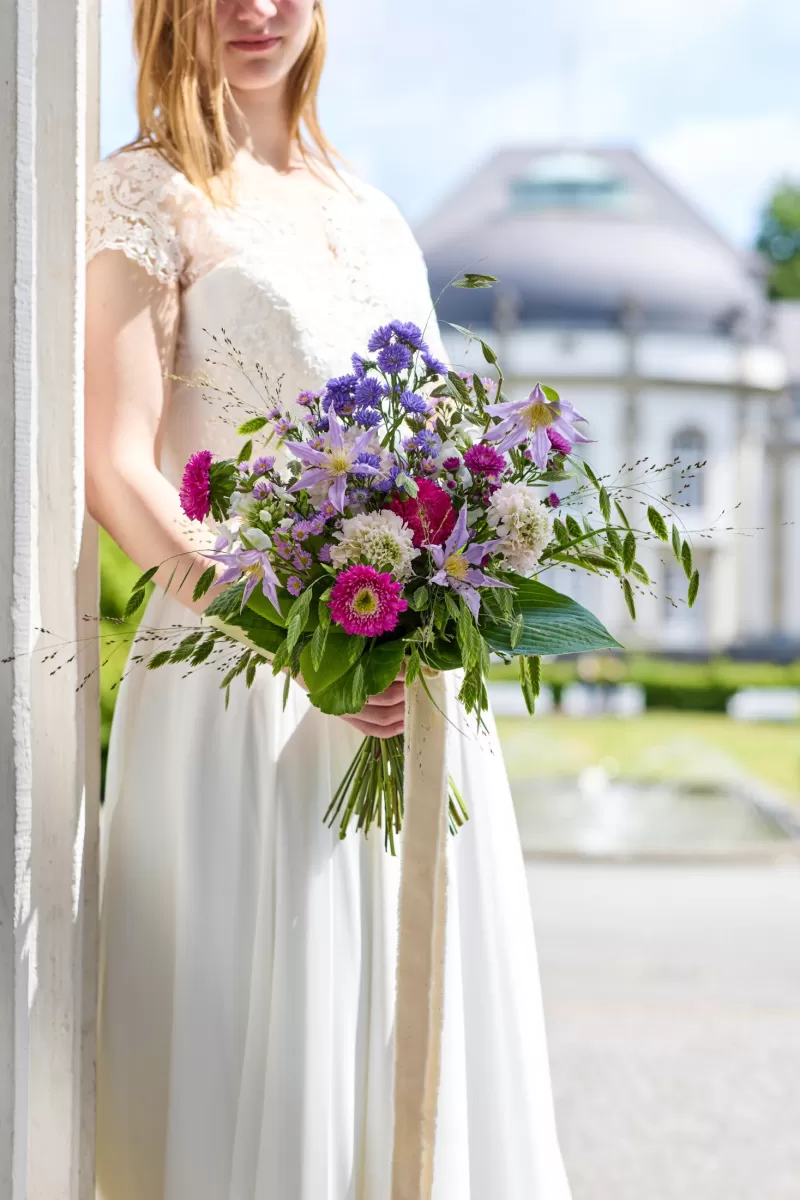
[670,427,707,509]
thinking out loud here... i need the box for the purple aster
[377,342,413,374]
[354,406,383,429]
[252,455,275,475]
[293,511,326,539]
[274,418,295,438]
[179,450,214,522]
[367,324,395,352]
[400,390,429,414]
[207,546,281,614]
[273,533,293,560]
[253,478,272,499]
[286,575,304,597]
[464,443,508,481]
[390,320,425,349]
[422,351,448,377]
[547,427,572,457]
[356,452,381,470]
[354,376,386,407]
[484,383,591,467]
[413,429,441,459]
[351,353,367,378]
[314,416,330,433]
[293,548,312,571]
[318,543,333,563]
[374,463,402,493]
[266,407,282,421]
[296,390,320,408]
[427,504,511,620]
[287,404,380,513]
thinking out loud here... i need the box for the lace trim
[86,151,186,285]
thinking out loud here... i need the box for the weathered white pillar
[1,1,100,1197]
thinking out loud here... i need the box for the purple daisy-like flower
[314,416,330,434]
[252,455,275,475]
[484,383,590,467]
[287,404,380,512]
[296,390,320,408]
[179,449,214,522]
[207,546,281,613]
[351,353,368,378]
[390,320,425,349]
[286,575,304,597]
[354,406,383,429]
[293,548,312,571]
[367,324,395,352]
[412,429,441,459]
[266,407,282,421]
[354,376,386,407]
[442,456,461,472]
[253,478,272,499]
[464,443,508,481]
[274,418,295,439]
[547,427,572,457]
[400,390,428,414]
[427,505,511,620]
[318,543,333,563]
[377,342,413,374]
[422,351,448,377]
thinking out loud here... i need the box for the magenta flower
[464,443,508,481]
[547,428,572,457]
[329,564,407,637]
[428,504,511,620]
[287,405,379,512]
[179,450,213,522]
[484,384,590,467]
[207,546,281,613]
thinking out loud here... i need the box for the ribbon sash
[392,671,449,1200]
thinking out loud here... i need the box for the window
[670,427,707,509]
[509,152,632,214]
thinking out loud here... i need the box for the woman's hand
[294,671,406,739]
[341,677,406,739]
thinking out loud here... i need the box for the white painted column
[1,2,100,1198]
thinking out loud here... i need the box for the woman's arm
[84,250,405,735]
[85,248,215,617]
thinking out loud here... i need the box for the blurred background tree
[756,183,800,299]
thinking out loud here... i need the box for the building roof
[417,147,769,336]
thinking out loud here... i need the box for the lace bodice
[86,146,447,490]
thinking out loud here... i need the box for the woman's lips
[228,36,282,52]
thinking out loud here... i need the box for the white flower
[486,482,554,575]
[330,510,419,582]
[242,526,272,552]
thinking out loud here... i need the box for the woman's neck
[226,85,302,173]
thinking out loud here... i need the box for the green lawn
[496,712,800,800]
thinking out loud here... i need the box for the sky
[101,0,800,247]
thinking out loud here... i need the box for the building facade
[418,147,797,657]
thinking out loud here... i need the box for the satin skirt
[96,587,571,1200]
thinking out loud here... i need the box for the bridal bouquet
[126,275,699,850]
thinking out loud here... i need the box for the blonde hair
[126,0,340,198]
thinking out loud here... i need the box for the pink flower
[464,443,507,480]
[388,478,457,548]
[329,564,407,637]
[179,450,214,522]
[547,427,572,457]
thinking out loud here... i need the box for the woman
[85,2,571,1197]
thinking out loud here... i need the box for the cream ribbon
[392,671,449,1200]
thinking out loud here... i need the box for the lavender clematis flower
[286,405,379,512]
[427,504,511,620]
[484,384,590,467]
[207,546,281,613]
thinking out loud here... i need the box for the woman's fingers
[366,681,405,706]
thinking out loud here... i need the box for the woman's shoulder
[86,146,192,285]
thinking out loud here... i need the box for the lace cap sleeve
[86,150,187,285]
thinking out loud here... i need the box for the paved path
[526,861,800,1200]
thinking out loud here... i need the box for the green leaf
[472,374,488,405]
[298,628,366,694]
[192,565,217,603]
[518,654,541,715]
[480,573,622,657]
[565,514,582,540]
[480,340,498,366]
[169,631,204,663]
[246,585,287,626]
[350,661,368,711]
[236,415,269,436]
[407,584,430,612]
[614,501,631,530]
[237,439,253,465]
[190,636,218,666]
[599,487,611,522]
[420,637,463,672]
[208,460,238,524]
[309,640,405,716]
[123,589,147,620]
[146,650,174,670]
[309,622,329,672]
[583,461,600,489]
[285,586,314,655]
[671,524,682,560]
[132,565,159,592]
[318,597,331,629]
[606,528,624,557]
[552,518,569,546]
[509,613,524,650]
[688,569,700,608]
[456,600,479,670]
[681,539,693,580]
[221,607,285,657]
[541,384,560,404]
[362,640,406,696]
[622,531,637,573]
[631,561,650,586]
[622,578,636,620]
[451,272,498,289]
[647,505,669,541]
[447,370,472,404]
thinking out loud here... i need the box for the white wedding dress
[87,147,571,1200]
